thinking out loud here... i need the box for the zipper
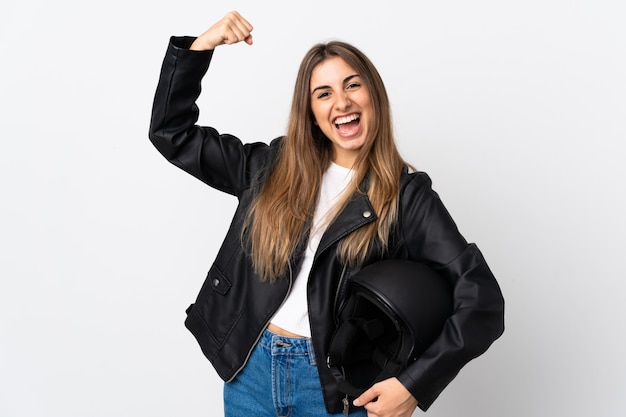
[332,263,349,325]
[340,364,351,416]
[226,262,294,382]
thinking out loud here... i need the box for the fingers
[218,11,254,45]
[353,386,379,408]
[190,10,253,51]
[353,378,418,417]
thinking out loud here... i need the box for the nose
[335,91,352,111]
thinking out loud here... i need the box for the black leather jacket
[149,36,505,413]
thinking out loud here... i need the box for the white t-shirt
[270,162,354,337]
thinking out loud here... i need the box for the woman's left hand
[353,377,418,417]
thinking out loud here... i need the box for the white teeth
[334,114,359,125]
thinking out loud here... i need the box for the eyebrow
[311,74,360,96]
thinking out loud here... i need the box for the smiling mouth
[334,113,360,127]
[334,114,361,133]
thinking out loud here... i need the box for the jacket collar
[315,190,377,259]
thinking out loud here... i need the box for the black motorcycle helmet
[327,259,453,397]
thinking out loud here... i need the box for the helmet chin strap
[329,358,406,398]
[327,317,385,364]
[327,316,405,398]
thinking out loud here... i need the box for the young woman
[149,11,504,417]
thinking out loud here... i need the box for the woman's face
[309,56,373,168]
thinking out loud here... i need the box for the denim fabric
[224,329,367,417]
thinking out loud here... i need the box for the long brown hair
[244,41,407,282]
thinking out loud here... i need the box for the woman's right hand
[190,11,253,51]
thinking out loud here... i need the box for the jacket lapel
[315,191,378,259]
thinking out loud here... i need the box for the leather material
[149,36,505,413]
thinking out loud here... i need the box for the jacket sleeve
[396,172,505,411]
[148,36,272,196]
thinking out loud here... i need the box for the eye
[316,91,331,99]
[347,82,361,89]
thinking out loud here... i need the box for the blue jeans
[224,329,367,417]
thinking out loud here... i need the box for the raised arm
[149,12,272,196]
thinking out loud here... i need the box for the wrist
[189,38,216,51]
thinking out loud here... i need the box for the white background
[1,1,625,416]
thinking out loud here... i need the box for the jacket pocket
[206,266,232,295]
[185,264,243,359]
